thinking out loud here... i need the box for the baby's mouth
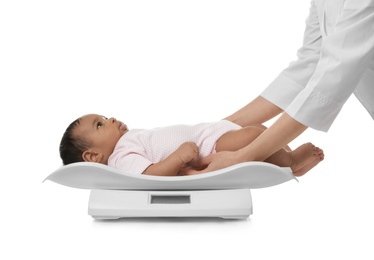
[119,122,127,131]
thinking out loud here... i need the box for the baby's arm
[143,142,199,176]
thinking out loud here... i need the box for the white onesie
[108,120,241,174]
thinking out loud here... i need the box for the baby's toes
[315,148,324,160]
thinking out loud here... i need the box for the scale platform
[88,188,252,219]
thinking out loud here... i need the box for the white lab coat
[261,0,374,131]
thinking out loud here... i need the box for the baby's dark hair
[59,118,89,165]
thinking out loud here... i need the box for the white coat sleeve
[285,0,374,131]
[286,0,374,131]
[261,0,322,111]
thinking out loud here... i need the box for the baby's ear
[82,150,102,163]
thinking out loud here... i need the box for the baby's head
[59,114,128,165]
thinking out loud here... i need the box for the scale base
[88,189,252,220]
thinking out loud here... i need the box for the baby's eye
[97,122,103,129]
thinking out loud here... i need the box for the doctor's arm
[204,1,374,171]
[225,0,322,127]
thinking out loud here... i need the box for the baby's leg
[216,126,294,167]
[216,127,323,175]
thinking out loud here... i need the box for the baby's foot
[290,143,322,174]
[293,147,324,177]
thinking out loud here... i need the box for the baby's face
[75,114,128,157]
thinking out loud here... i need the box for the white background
[1,0,374,259]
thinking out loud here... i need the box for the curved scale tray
[44,162,297,190]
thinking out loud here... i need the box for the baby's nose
[109,117,117,123]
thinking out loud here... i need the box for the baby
[59,114,324,177]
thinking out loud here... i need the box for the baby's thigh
[215,126,264,152]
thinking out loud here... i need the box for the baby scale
[44,162,296,220]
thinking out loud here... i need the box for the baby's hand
[175,142,199,164]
